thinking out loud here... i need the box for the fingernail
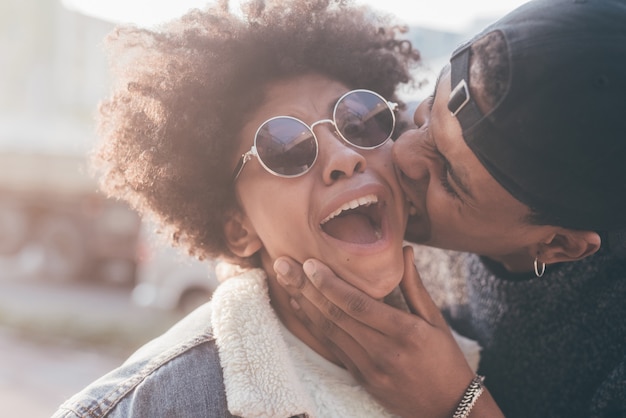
[303,260,316,277]
[274,259,290,277]
[289,298,301,311]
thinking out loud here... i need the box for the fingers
[399,246,446,327]
[274,256,383,337]
[274,256,307,290]
[273,256,373,372]
[275,256,423,345]
[275,257,349,325]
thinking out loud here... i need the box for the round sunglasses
[232,89,398,181]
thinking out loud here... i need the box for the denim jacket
[52,302,237,418]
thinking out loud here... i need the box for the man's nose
[413,98,431,128]
[392,129,429,184]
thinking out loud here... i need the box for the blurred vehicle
[132,228,220,314]
[0,152,141,284]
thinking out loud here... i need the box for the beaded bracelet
[452,375,485,418]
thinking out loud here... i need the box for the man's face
[393,67,548,259]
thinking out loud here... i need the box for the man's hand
[273,246,479,418]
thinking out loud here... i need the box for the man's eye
[435,151,459,199]
[439,167,459,198]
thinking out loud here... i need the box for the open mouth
[320,194,384,244]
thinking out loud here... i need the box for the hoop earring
[534,258,546,278]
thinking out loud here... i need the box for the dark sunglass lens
[335,91,394,148]
[255,117,317,176]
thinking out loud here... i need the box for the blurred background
[0,0,525,416]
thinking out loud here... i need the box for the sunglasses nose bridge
[310,118,336,133]
[310,118,343,142]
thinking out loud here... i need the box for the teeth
[321,194,378,224]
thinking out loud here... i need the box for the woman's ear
[539,228,601,264]
[223,209,263,257]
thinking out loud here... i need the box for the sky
[61,0,529,32]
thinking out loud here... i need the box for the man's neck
[484,252,535,273]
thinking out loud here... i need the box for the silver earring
[534,258,545,278]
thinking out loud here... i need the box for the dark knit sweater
[413,246,626,418]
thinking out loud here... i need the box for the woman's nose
[315,123,366,184]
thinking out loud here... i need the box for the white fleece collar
[210,268,397,418]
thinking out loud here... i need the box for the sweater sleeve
[590,352,626,418]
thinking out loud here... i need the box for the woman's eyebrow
[322,94,342,118]
[328,100,336,115]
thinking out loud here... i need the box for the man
[273,0,626,416]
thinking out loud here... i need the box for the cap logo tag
[448,79,471,116]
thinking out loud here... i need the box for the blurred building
[0,0,113,154]
[0,0,140,285]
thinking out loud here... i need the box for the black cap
[447,0,626,233]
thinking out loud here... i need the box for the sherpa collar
[210,268,397,418]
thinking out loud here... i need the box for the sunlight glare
[61,0,528,31]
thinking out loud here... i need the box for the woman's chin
[339,269,404,300]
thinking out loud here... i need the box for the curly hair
[93,0,421,267]
[469,31,509,113]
